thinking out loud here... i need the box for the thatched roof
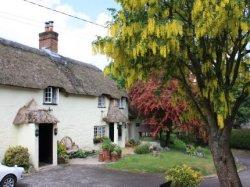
[103,101,128,123]
[0,37,126,99]
[13,99,58,125]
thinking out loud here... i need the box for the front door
[109,123,114,142]
[39,124,53,166]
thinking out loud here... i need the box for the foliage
[104,61,126,89]
[101,138,115,152]
[230,129,250,150]
[134,144,151,154]
[126,139,141,147]
[3,146,30,171]
[235,96,250,127]
[57,142,69,162]
[93,136,108,144]
[69,150,95,159]
[165,165,202,187]
[186,145,205,158]
[169,134,187,151]
[107,150,214,176]
[93,0,249,184]
[129,76,204,145]
[113,146,122,155]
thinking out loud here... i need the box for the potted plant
[114,146,122,159]
[98,150,104,162]
[101,138,114,161]
[163,164,202,187]
[111,151,119,162]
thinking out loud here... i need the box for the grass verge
[106,150,215,176]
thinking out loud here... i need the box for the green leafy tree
[93,1,249,186]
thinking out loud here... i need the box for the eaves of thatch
[0,37,126,99]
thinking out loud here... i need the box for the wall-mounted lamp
[35,129,39,137]
[54,128,58,135]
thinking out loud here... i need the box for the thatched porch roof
[103,101,128,123]
[13,99,58,125]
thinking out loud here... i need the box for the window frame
[43,86,59,105]
[98,95,106,108]
[118,97,126,109]
[94,126,106,138]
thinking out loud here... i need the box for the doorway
[109,123,114,142]
[39,124,53,167]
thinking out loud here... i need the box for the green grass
[106,150,215,176]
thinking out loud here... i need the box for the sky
[0,0,119,70]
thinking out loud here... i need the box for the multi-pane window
[94,126,106,138]
[43,87,59,104]
[118,98,126,109]
[98,96,106,108]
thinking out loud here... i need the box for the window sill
[98,106,106,108]
[43,103,58,106]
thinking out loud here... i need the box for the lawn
[106,150,215,176]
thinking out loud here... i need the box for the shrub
[126,139,141,147]
[101,138,115,152]
[69,149,95,159]
[3,146,30,171]
[113,145,122,155]
[230,129,250,150]
[57,142,69,163]
[134,144,150,154]
[165,165,202,187]
[170,134,187,151]
[186,145,205,158]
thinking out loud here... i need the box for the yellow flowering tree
[93,1,249,186]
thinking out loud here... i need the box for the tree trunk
[209,118,242,187]
[165,122,172,147]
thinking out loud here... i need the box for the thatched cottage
[0,22,139,169]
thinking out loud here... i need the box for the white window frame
[98,96,106,108]
[94,126,106,138]
[43,87,59,105]
[118,98,126,109]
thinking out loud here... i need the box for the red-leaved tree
[129,76,205,146]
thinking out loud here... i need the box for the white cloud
[0,0,110,70]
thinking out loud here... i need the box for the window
[43,87,59,104]
[118,98,126,109]
[98,96,106,108]
[94,126,106,138]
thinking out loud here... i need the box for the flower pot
[102,149,111,161]
[98,152,104,162]
[111,154,119,162]
[58,156,66,164]
[159,181,172,187]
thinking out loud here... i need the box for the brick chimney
[39,21,58,53]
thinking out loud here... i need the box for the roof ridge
[0,37,101,72]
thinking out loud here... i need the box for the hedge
[230,129,250,150]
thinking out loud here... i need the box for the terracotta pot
[118,153,122,159]
[102,149,111,161]
[98,152,104,162]
[58,156,66,164]
[111,154,119,162]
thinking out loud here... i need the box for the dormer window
[43,87,59,105]
[118,98,126,109]
[98,95,106,108]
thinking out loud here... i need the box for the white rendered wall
[0,85,119,163]
[16,123,38,169]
